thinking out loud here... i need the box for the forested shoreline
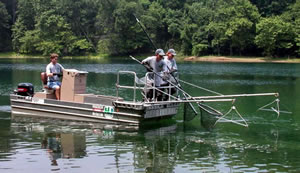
[0,0,299,58]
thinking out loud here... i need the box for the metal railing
[116,71,176,102]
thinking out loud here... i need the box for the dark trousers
[144,85,164,101]
[160,83,177,101]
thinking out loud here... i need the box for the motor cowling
[16,83,34,96]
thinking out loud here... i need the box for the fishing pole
[133,14,157,51]
[133,14,182,89]
[133,14,182,88]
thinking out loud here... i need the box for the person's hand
[169,69,177,74]
[48,73,54,77]
[53,73,63,77]
[162,75,169,81]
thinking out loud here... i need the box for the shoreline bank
[0,52,108,59]
[183,56,300,63]
[1,52,299,63]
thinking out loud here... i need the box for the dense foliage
[0,0,299,57]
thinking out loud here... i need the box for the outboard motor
[16,83,34,96]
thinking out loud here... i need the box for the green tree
[141,1,167,50]
[295,19,300,55]
[95,0,118,54]
[11,18,26,51]
[6,0,300,57]
[12,0,37,52]
[282,0,300,56]
[224,0,260,56]
[12,0,92,55]
[250,0,295,17]
[180,2,214,55]
[207,0,260,56]
[113,0,146,54]
[56,0,100,52]
[164,9,183,50]
[35,10,92,55]
[0,1,11,51]
[255,16,294,56]
[95,0,148,55]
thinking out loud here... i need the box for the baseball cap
[167,49,176,55]
[155,49,165,56]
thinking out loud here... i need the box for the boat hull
[10,94,180,125]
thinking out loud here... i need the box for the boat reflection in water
[11,114,88,166]
[41,133,86,166]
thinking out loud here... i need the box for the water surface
[0,57,299,172]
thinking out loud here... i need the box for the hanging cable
[179,79,223,96]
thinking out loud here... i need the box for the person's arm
[172,59,178,72]
[59,63,64,70]
[46,64,54,77]
[142,57,151,64]
[58,63,64,76]
[162,61,168,73]
[162,61,170,81]
[142,57,154,71]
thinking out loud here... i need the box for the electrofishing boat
[10,69,181,125]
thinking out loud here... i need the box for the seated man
[142,49,168,101]
[46,53,64,100]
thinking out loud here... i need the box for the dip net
[183,102,198,121]
[198,103,223,128]
[198,103,223,117]
[183,102,223,122]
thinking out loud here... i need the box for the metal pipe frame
[192,93,279,99]
[145,98,235,104]
[116,71,138,102]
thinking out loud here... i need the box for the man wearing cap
[164,49,178,74]
[46,53,64,100]
[142,49,168,101]
[161,49,178,100]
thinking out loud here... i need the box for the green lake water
[0,57,300,172]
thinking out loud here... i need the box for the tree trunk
[78,23,97,52]
[12,0,16,23]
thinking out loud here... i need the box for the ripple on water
[0,105,11,113]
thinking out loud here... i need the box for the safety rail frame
[116,71,176,102]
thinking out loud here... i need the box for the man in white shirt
[162,49,178,100]
[46,53,64,100]
[142,49,168,101]
[164,49,177,74]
